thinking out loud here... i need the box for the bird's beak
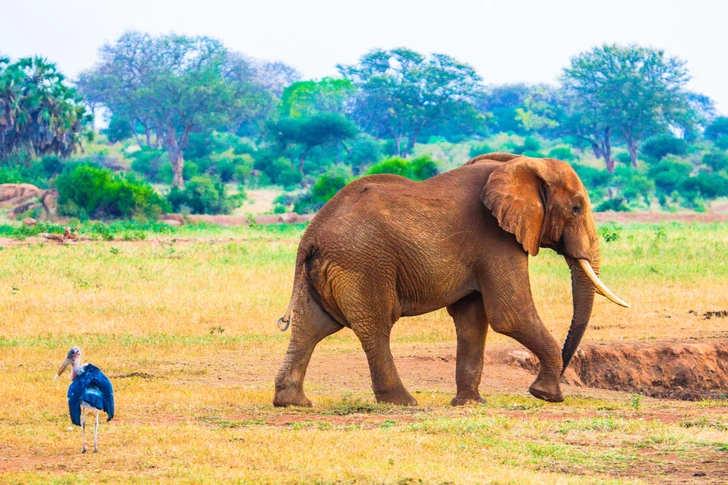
[55,358,72,381]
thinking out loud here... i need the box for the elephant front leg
[447,294,488,406]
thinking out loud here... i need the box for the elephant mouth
[577,259,630,308]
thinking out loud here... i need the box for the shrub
[469,142,494,159]
[166,176,245,215]
[365,155,438,181]
[55,164,168,219]
[594,197,630,212]
[130,148,166,182]
[702,151,728,172]
[641,134,688,162]
[571,164,612,189]
[547,146,576,162]
[680,173,728,201]
[293,167,351,214]
[647,157,693,195]
[346,135,383,171]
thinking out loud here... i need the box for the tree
[0,56,90,159]
[339,48,484,156]
[268,112,358,173]
[79,32,281,187]
[561,44,699,171]
[704,116,728,141]
[279,77,356,118]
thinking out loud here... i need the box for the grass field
[0,223,727,484]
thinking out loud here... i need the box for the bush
[641,135,688,162]
[130,148,166,182]
[680,173,728,201]
[571,164,612,189]
[647,157,693,195]
[166,176,245,215]
[594,197,630,212]
[547,146,576,162]
[365,155,438,181]
[703,151,728,172]
[293,167,351,214]
[55,164,168,219]
[346,135,383,171]
[469,142,494,159]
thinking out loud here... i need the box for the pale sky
[2,0,727,113]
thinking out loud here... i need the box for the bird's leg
[94,410,99,452]
[81,410,86,454]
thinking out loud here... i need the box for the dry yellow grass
[0,223,727,484]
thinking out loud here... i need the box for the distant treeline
[2,33,728,218]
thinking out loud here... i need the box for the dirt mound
[494,340,728,401]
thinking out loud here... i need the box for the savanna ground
[0,222,727,484]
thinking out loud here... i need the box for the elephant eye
[572,205,581,215]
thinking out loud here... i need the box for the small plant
[209,325,225,335]
[630,394,642,411]
[599,224,621,243]
[110,247,119,255]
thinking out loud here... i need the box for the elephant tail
[276,245,309,331]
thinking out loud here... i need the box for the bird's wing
[86,364,115,421]
[98,373,114,421]
[67,378,85,426]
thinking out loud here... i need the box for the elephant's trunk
[561,255,597,374]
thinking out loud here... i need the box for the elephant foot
[273,388,313,407]
[451,393,486,406]
[528,378,564,403]
[375,390,418,406]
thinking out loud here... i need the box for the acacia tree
[562,44,702,172]
[0,56,89,159]
[80,32,283,187]
[339,48,483,156]
[268,113,358,173]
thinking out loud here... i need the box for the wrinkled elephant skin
[274,153,627,407]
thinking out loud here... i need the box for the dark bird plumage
[67,363,114,426]
[56,347,115,453]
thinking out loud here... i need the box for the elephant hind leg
[274,285,343,407]
[448,293,488,406]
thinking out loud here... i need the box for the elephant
[273,153,629,407]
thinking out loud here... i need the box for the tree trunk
[403,127,422,158]
[165,131,185,188]
[299,147,310,174]
[627,139,639,168]
[144,127,153,149]
[603,128,615,174]
[131,122,143,148]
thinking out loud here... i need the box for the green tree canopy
[561,44,706,172]
[268,112,358,173]
[279,77,356,118]
[0,57,90,159]
[78,32,289,187]
[339,48,484,156]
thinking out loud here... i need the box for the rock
[22,218,37,226]
[163,219,182,226]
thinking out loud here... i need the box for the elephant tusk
[577,259,630,308]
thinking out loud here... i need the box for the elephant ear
[481,157,549,256]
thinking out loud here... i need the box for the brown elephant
[273,153,628,407]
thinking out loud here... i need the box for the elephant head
[481,155,629,372]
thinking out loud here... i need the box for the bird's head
[55,347,81,381]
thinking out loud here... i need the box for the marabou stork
[55,347,114,453]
